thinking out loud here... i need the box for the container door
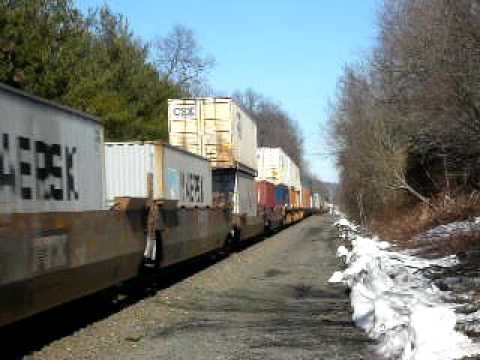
[168,100,202,157]
[203,99,233,168]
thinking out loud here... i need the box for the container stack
[168,97,258,216]
[300,178,313,209]
[312,192,323,209]
[256,147,302,208]
[256,180,275,210]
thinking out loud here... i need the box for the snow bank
[415,217,480,243]
[329,217,480,359]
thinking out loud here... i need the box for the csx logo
[173,106,195,118]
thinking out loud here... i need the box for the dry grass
[370,191,480,253]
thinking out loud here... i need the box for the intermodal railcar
[0,84,317,328]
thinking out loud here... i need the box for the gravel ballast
[29,215,372,360]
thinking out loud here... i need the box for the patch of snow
[330,217,480,359]
[415,219,480,243]
[458,310,480,334]
[334,218,356,228]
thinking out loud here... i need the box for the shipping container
[105,142,212,208]
[256,180,276,209]
[256,147,289,185]
[256,147,301,190]
[0,83,104,213]
[288,160,301,191]
[301,187,312,208]
[312,192,323,209]
[289,188,300,208]
[0,84,145,327]
[212,168,257,216]
[274,184,289,207]
[168,98,257,174]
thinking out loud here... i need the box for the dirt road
[32,215,372,360]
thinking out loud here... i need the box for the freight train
[0,84,324,328]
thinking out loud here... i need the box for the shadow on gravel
[306,227,327,239]
[292,284,346,301]
[151,283,373,354]
[264,269,289,278]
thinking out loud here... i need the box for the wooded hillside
[330,0,480,225]
[0,0,213,140]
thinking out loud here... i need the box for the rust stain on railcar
[0,210,145,327]
[232,214,265,242]
[158,207,231,267]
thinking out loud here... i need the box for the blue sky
[77,0,378,183]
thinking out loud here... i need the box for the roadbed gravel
[29,215,373,360]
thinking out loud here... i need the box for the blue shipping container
[275,184,289,207]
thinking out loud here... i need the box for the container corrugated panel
[256,180,275,209]
[256,147,289,185]
[289,188,301,208]
[287,159,301,191]
[104,142,212,207]
[105,143,152,204]
[256,147,301,190]
[302,188,312,208]
[168,98,257,173]
[274,184,289,207]
[0,84,104,213]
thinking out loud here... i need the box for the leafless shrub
[371,191,480,249]
[330,0,480,224]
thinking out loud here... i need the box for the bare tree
[232,88,264,113]
[153,24,215,94]
[330,0,480,221]
[234,89,305,169]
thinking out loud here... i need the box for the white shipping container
[0,84,104,213]
[256,147,301,190]
[168,98,257,174]
[105,142,212,208]
[287,159,301,191]
[256,147,289,185]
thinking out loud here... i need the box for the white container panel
[0,85,104,213]
[231,102,257,173]
[163,145,212,207]
[105,142,212,208]
[288,160,301,191]
[104,143,153,206]
[256,147,290,186]
[235,173,257,217]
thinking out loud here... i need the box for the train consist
[0,85,326,328]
